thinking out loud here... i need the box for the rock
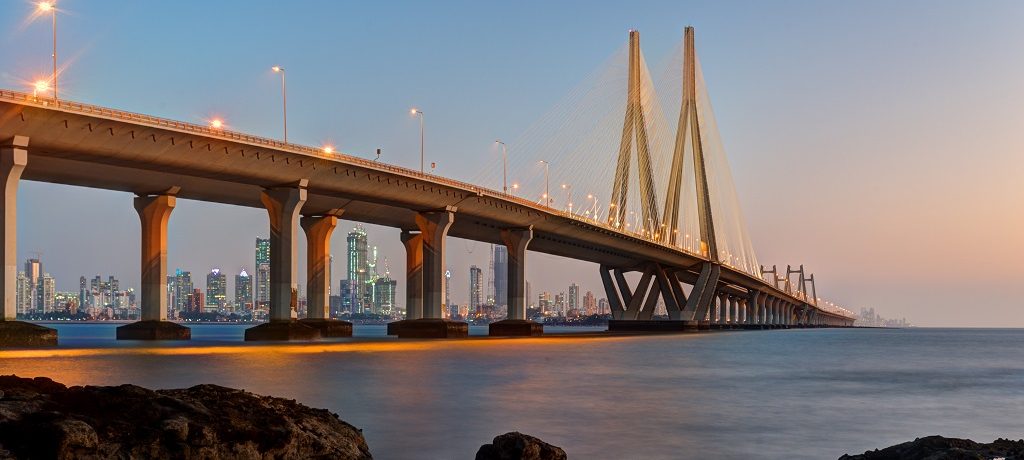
[476,431,567,460]
[0,375,372,459]
[840,435,1024,460]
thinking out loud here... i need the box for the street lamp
[210,118,224,129]
[511,183,519,197]
[561,184,572,214]
[495,140,508,193]
[410,108,424,173]
[539,160,550,207]
[271,66,287,143]
[32,80,49,100]
[36,1,57,100]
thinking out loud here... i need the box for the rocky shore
[841,436,1024,459]
[0,375,568,459]
[0,375,372,459]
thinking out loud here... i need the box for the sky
[1,1,1022,326]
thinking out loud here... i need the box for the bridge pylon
[608,30,660,237]
[662,26,718,260]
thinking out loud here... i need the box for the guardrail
[0,88,855,318]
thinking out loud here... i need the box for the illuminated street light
[36,1,58,100]
[210,119,224,129]
[539,160,550,207]
[323,145,334,154]
[271,66,287,143]
[32,80,49,99]
[511,183,519,197]
[411,108,424,173]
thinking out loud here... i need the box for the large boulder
[840,435,1024,460]
[475,431,567,460]
[0,375,372,459]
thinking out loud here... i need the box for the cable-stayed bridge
[0,27,855,346]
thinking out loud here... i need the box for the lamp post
[411,108,424,173]
[539,160,550,207]
[495,140,508,193]
[561,184,572,214]
[36,2,57,100]
[32,80,49,100]
[271,66,287,143]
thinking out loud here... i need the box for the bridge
[0,27,855,346]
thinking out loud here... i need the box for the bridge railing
[1,89,849,312]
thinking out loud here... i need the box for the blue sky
[2,1,1022,325]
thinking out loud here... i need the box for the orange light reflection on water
[0,335,649,360]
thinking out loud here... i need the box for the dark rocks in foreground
[476,431,567,460]
[841,435,1024,460]
[0,375,372,459]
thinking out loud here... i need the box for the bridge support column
[397,207,467,338]
[298,212,352,338]
[490,226,542,336]
[0,136,56,347]
[246,181,320,341]
[729,296,738,328]
[714,293,727,329]
[387,230,423,335]
[117,193,190,340]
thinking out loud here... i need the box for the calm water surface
[1,325,1022,459]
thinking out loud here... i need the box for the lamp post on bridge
[539,160,550,207]
[495,140,508,194]
[35,1,58,100]
[271,66,287,143]
[561,183,573,215]
[411,108,424,173]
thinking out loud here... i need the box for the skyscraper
[493,245,508,308]
[255,238,271,311]
[78,276,87,312]
[235,269,253,310]
[583,290,597,315]
[15,272,29,315]
[25,258,42,313]
[568,283,580,313]
[346,226,368,313]
[41,274,55,313]
[469,265,483,313]
[173,269,193,314]
[206,268,227,310]
[373,276,397,316]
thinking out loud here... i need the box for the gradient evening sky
[2,1,1021,326]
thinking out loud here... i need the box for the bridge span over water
[0,27,854,346]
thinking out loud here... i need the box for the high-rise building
[346,226,369,313]
[41,274,55,313]
[469,265,483,313]
[373,276,397,316]
[173,269,193,314]
[538,291,552,313]
[493,245,508,308]
[235,269,253,310]
[24,258,42,313]
[15,271,29,315]
[206,268,227,310]
[444,269,452,311]
[554,292,566,315]
[598,298,609,315]
[339,279,355,314]
[254,238,271,310]
[568,283,580,313]
[187,288,204,313]
[583,290,597,315]
[486,246,496,305]
[78,276,87,312]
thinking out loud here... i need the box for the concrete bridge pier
[397,207,468,338]
[728,296,739,329]
[116,193,190,340]
[490,226,542,336]
[0,136,56,347]
[246,181,321,341]
[387,230,423,335]
[298,212,352,337]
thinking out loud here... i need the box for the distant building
[172,269,193,314]
[373,276,397,316]
[187,288,204,313]
[493,245,508,308]
[339,279,355,314]
[568,283,580,313]
[234,269,253,311]
[598,298,609,315]
[254,238,271,311]
[347,226,369,314]
[538,291,552,313]
[206,268,227,310]
[583,290,596,315]
[469,265,483,313]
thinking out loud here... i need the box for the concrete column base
[697,320,711,331]
[489,319,543,337]
[607,320,698,333]
[116,321,190,340]
[742,324,765,330]
[395,318,468,339]
[244,320,321,341]
[297,318,352,338]
[386,320,405,336]
[0,321,57,347]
